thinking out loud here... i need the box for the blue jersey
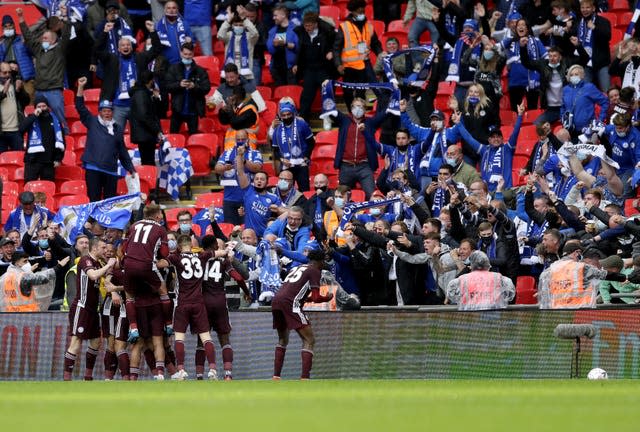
[217,148,263,202]
[242,186,282,238]
[604,124,640,172]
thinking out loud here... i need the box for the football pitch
[1,380,637,431]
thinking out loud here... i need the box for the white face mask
[434,120,444,129]
[4,29,15,37]
[351,106,365,118]
[569,75,581,85]
[21,262,32,273]
[233,26,244,35]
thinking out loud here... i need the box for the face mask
[308,29,318,38]
[560,166,571,177]
[277,179,290,191]
[316,186,327,193]
[334,197,345,208]
[468,96,479,105]
[434,120,444,129]
[351,106,365,118]
[483,50,494,60]
[233,26,244,35]
[480,236,493,244]
[181,58,193,65]
[180,223,191,233]
[38,239,49,249]
[354,14,366,21]
[4,29,14,37]
[549,62,559,68]
[21,263,32,273]
[112,13,119,21]
[282,117,294,126]
[389,180,403,191]
[41,41,50,50]
[168,239,177,251]
[236,140,247,147]
[445,157,458,166]
[463,257,471,265]
[569,75,581,85]
[254,186,266,193]
[616,130,628,138]
[166,12,178,18]
[369,208,381,216]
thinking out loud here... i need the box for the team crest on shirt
[266,198,272,204]
[78,327,84,333]
[623,142,629,149]
[480,110,486,116]
[323,99,336,110]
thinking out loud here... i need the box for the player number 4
[204,260,223,282]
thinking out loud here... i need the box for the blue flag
[192,207,224,237]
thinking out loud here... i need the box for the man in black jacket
[129,70,162,166]
[165,42,211,135]
[19,95,65,182]
[94,19,161,129]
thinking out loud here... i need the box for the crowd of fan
[2,0,640,311]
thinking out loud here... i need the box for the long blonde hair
[463,84,490,116]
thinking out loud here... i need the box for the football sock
[222,344,233,372]
[301,349,313,379]
[274,345,286,378]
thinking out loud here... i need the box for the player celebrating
[63,238,115,381]
[271,249,333,380]
[164,235,227,380]
[198,235,250,380]
[123,204,170,343]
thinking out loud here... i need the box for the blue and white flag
[53,193,141,243]
[192,207,224,236]
[626,6,640,40]
[338,197,401,234]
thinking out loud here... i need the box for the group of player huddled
[62,204,332,381]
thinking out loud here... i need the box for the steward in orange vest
[219,86,260,150]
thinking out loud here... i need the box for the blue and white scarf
[275,120,301,161]
[482,146,505,184]
[446,32,479,82]
[225,30,251,76]
[320,80,400,120]
[578,15,595,67]
[338,197,401,232]
[383,45,435,87]
[526,219,548,242]
[118,55,136,100]
[28,112,64,154]
[625,7,640,39]
[421,130,448,176]
[506,37,542,90]
[256,239,282,293]
[431,188,447,217]
[156,15,189,48]
[314,195,323,230]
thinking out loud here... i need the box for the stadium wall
[1,309,639,380]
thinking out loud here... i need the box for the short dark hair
[303,12,319,23]
[180,42,194,52]
[347,0,366,12]
[439,164,454,175]
[201,235,217,250]
[425,218,442,231]
[307,249,325,263]
[223,63,239,74]
[424,232,440,242]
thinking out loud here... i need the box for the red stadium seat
[616,12,634,32]
[312,144,337,160]
[599,12,617,27]
[55,180,87,200]
[625,199,640,216]
[515,276,537,305]
[194,56,221,86]
[515,139,537,157]
[512,155,529,186]
[437,81,456,96]
[58,194,90,207]
[55,165,84,183]
[198,117,217,134]
[261,100,278,127]
[315,129,338,146]
[273,85,303,108]
[610,0,630,12]
[164,133,186,148]
[136,165,158,195]
[24,180,56,198]
[217,222,235,238]
[319,5,340,24]
[187,133,219,157]
[371,20,385,37]
[0,167,8,182]
[70,120,87,137]
[500,110,517,125]
[611,29,624,47]
[0,150,25,169]
[387,19,408,32]
[187,144,212,177]
[310,159,338,176]
[2,181,19,206]
[195,192,224,209]
[351,189,365,202]
[522,109,545,125]
[256,85,273,101]
[519,125,538,141]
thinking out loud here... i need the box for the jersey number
[283,265,306,283]
[204,260,223,282]
[132,224,153,244]
[180,257,203,279]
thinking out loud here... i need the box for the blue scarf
[422,129,448,176]
[578,15,595,67]
[256,239,282,293]
[157,15,188,48]
[275,119,302,160]
[626,7,640,39]
[431,187,447,217]
[117,55,136,103]
[482,145,505,184]
[314,196,323,230]
[226,30,251,76]
[28,112,64,154]
[506,37,542,90]
[478,236,497,261]
[338,197,401,232]
[446,32,479,82]
[320,80,400,120]
[526,219,548,242]
[107,18,134,54]
[554,174,577,200]
[383,45,435,86]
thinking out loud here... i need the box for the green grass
[1,380,637,431]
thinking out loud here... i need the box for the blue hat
[303,240,320,252]
[488,125,502,136]
[507,12,522,21]
[429,109,444,120]
[98,100,113,110]
[278,101,296,114]
[463,19,478,32]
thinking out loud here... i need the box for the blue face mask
[38,239,49,249]
[180,223,191,233]
[277,179,290,191]
[370,208,381,216]
[334,197,345,208]
[236,140,247,147]
[445,157,458,166]
[168,239,177,251]
[41,41,50,50]
[233,26,244,35]
[181,57,193,65]
[468,96,480,105]
[483,50,494,60]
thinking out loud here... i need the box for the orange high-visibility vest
[339,21,373,70]
[323,210,347,246]
[223,103,259,151]
[548,260,592,308]
[459,270,504,308]
[2,271,39,312]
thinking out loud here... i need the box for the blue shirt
[604,124,640,172]
[242,185,282,238]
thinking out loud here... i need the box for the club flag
[53,193,141,243]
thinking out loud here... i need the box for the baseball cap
[19,191,35,205]
[98,100,114,110]
[429,110,444,120]
[488,125,503,136]
[105,0,120,10]
[0,238,15,247]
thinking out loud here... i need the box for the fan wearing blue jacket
[263,206,311,257]
[561,64,608,136]
[453,102,525,193]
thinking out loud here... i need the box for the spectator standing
[0,15,35,102]
[218,5,259,82]
[19,95,65,182]
[244,3,268,85]
[267,4,299,86]
[184,0,214,56]
[155,1,193,65]
[561,64,608,136]
[218,84,260,150]
[76,77,136,202]
[129,70,163,166]
[0,62,29,151]
[404,0,440,61]
[86,0,133,38]
[575,0,611,91]
[165,42,211,134]
[17,7,71,133]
